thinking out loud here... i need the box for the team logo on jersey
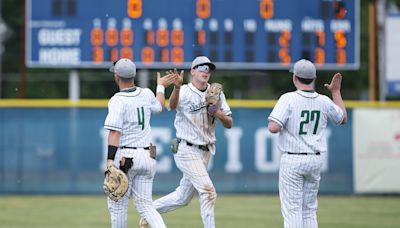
[188,101,207,113]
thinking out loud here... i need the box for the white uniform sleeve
[326,100,344,125]
[104,96,124,132]
[268,94,290,127]
[145,88,162,114]
[219,92,232,116]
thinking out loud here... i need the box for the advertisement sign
[354,109,400,193]
[385,14,400,97]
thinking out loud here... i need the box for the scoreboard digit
[26,0,359,70]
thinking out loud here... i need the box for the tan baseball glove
[205,83,223,115]
[103,164,129,202]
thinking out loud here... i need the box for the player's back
[276,90,343,153]
[108,87,161,147]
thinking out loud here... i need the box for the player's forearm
[215,111,233,128]
[155,84,166,109]
[168,87,180,110]
[107,130,120,166]
[156,93,166,109]
[332,91,347,124]
[108,130,120,147]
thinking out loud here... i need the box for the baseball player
[268,59,347,228]
[104,58,176,228]
[140,56,233,228]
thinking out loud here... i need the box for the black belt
[120,146,150,150]
[185,141,209,152]
[287,152,320,155]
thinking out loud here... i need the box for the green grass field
[1,194,400,228]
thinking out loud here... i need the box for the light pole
[0,1,10,98]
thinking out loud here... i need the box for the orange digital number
[90,28,103,46]
[171,47,184,64]
[127,0,142,19]
[93,47,104,63]
[146,30,154,45]
[110,48,119,62]
[121,47,133,60]
[279,31,291,48]
[335,2,346,19]
[106,28,118,46]
[260,0,274,19]
[141,47,154,64]
[197,30,206,45]
[171,29,184,47]
[334,30,347,48]
[315,31,325,46]
[157,29,169,47]
[279,48,291,64]
[120,29,133,46]
[315,47,325,65]
[336,49,346,65]
[336,8,346,19]
[196,0,210,19]
[161,48,169,62]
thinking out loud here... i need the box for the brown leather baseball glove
[103,164,129,201]
[205,83,223,115]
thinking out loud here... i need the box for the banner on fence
[0,107,353,194]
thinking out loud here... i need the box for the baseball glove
[103,164,129,202]
[205,83,223,115]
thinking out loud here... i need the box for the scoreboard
[26,0,359,70]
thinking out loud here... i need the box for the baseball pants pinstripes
[108,149,166,228]
[153,143,216,228]
[279,153,323,228]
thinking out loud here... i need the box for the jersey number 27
[299,110,320,135]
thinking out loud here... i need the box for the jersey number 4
[137,107,145,130]
[299,110,320,135]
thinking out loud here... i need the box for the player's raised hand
[173,68,184,89]
[324,73,342,93]
[157,71,177,87]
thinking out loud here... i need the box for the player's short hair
[296,76,314,85]
[118,76,133,82]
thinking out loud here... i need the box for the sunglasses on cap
[195,65,211,73]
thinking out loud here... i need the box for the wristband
[156,85,165,94]
[107,145,118,160]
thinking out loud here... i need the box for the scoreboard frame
[25,0,360,70]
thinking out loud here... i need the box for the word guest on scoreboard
[26,0,359,70]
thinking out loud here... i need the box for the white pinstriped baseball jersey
[104,87,162,149]
[268,90,344,153]
[152,82,231,228]
[104,87,166,228]
[269,89,344,228]
[174,83,231,151]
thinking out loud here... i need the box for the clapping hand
[324,73,342,93]
[172,68,184,89]
[157,70,177,88]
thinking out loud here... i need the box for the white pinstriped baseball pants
[153,143,216,228]
[108,149,166,228]
[279,153,323,228]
